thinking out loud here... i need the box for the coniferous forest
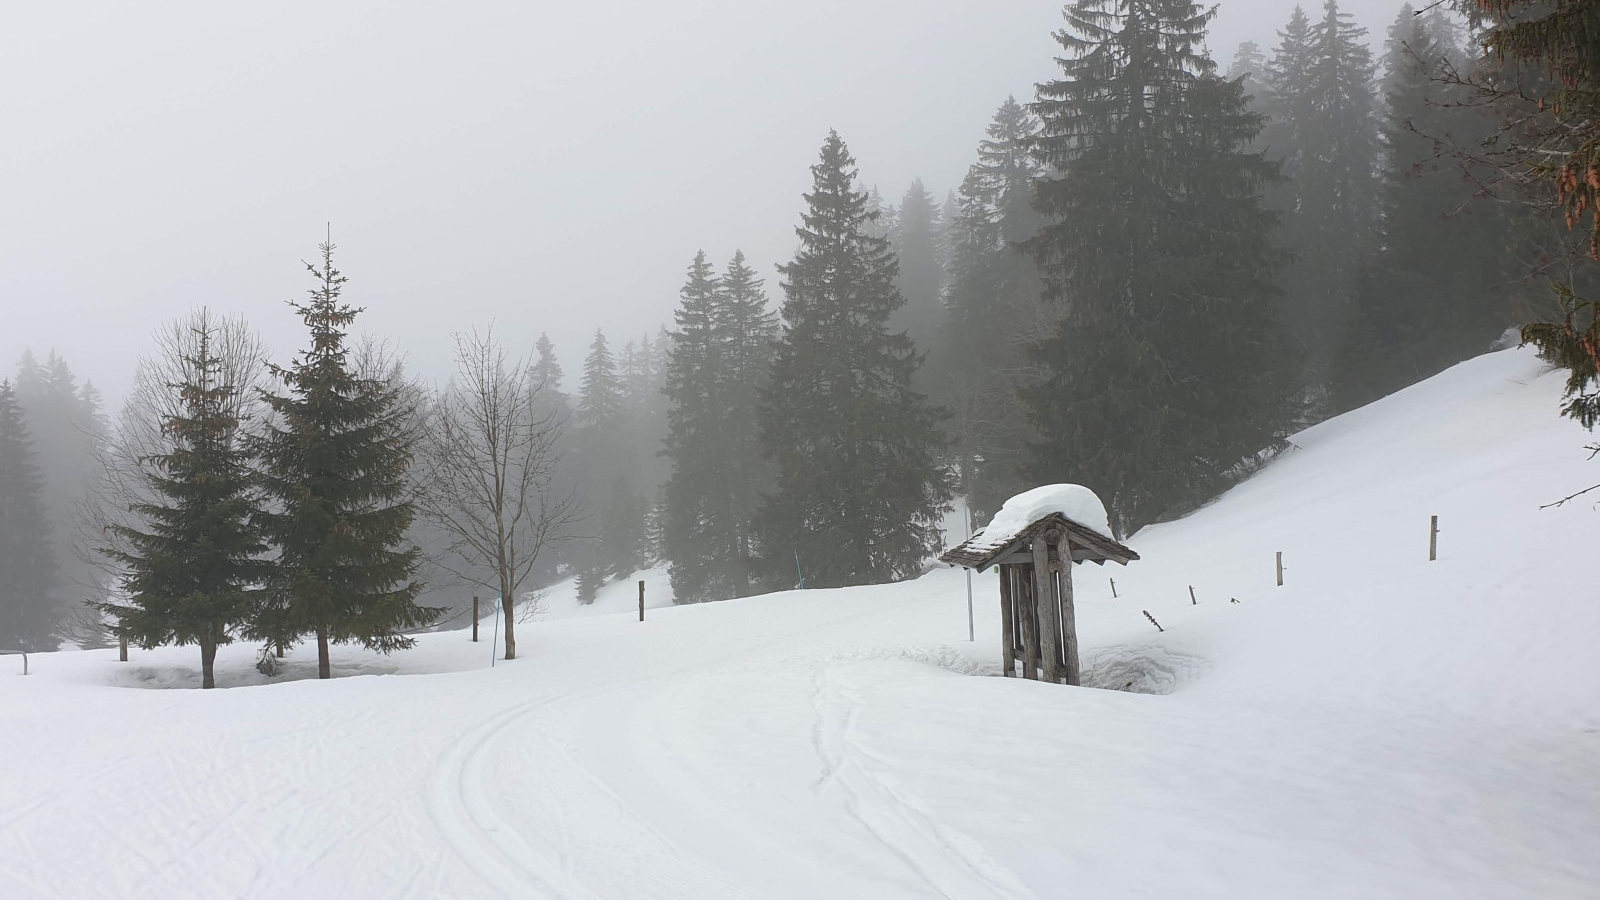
[3,0,1596,683]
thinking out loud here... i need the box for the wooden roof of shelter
[939,513,1139,572]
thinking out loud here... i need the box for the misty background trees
[3,0,1589,667]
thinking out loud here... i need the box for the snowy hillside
[2,347,1596,898]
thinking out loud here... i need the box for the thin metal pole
[489,596,501,667]
[794,551,805,590]
[964,499,975,642]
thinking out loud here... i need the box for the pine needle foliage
[253,240,439,678]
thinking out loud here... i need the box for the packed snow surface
[3,347,1598,898]
[969,482,1114,551]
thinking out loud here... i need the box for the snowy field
[3,346,1598,898]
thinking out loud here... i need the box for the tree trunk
[501,573,517,661]
[316,627,331,679]
[200,637,218,690]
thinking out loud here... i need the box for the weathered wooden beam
[1059,536,1081,686]
[1018,564,1040,681]
[999,564,1016,678]
[1033,532,1062,684]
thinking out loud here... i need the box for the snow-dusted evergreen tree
[758,132,950,589]
[0,380,58,651]
[96,315,267,688]
[662,250,776,603]
[1025,0,1296,536]
[253,240,438,678]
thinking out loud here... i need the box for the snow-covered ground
[2,347,1597,898]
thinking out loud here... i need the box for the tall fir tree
[1266,1,1381,411]
[661,250,777,603]
[758,132,951,589]
[1334,6,1517,409]
[254,240,439,678]
[1025,0,1297,537]
[938,96,1050,522]
[573,329,626,599]
[95,319,266,688]
[0,380,58,651]
[889,179,944,369]
[14,350,107,617]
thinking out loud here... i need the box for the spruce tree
[0,381,58,652]
[1334,7,1515,409]
[758,132,950,589]
[662,251,776,603]
[95,321,266,688]
[1267,2,1381,410]
[890,179,944,368]
[254,240,438,679]
[1025,0,1296,536]
[938,97,1049,521]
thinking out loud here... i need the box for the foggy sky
[3,0,1400,404]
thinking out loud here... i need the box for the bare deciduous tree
[417,327,577,661]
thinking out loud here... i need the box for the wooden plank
[998,564,1016,678]
[1032,532,1062,684]
[1018,565,1040,681]
[1059,536,1081,686]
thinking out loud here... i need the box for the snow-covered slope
[2,347,1596,898]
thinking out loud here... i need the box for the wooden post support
[1032,533,1062,684]
[1058,537,1081,687]
[638,580,645,622]
[1018,566,1040,681]
[998,565,1016,678]
[119,637,128,662]
[1109,577,1117,598]
[1429,515,1439,562]
[1189,585,1197,605]
[472,595,480,642]
[1276,551,1284,587]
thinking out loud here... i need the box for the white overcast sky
[1,0,1400,404]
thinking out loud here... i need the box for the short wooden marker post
[1109,577,1117,598]
[1276,551,1284,587]
[1429,515,1439,562]
[118,638,128,662]
[1189,585,1197,605]
[638,580,646,622]
[472,596,480,642]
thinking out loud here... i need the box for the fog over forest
[3,0,1397,401]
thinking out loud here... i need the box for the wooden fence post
[1276,551,1284,587]
[1109,577,1117,598]
[1189,585,1197,605]
[119,638,128,662]
[638,580,645,622]
[472,596,479,642]
[1429,515,1439,562]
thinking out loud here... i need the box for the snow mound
[973,483,1114,549]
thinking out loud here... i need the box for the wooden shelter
[941,511,1138,685]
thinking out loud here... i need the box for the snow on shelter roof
[940,484,1139,571]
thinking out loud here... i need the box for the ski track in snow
[809,664,1034,900]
